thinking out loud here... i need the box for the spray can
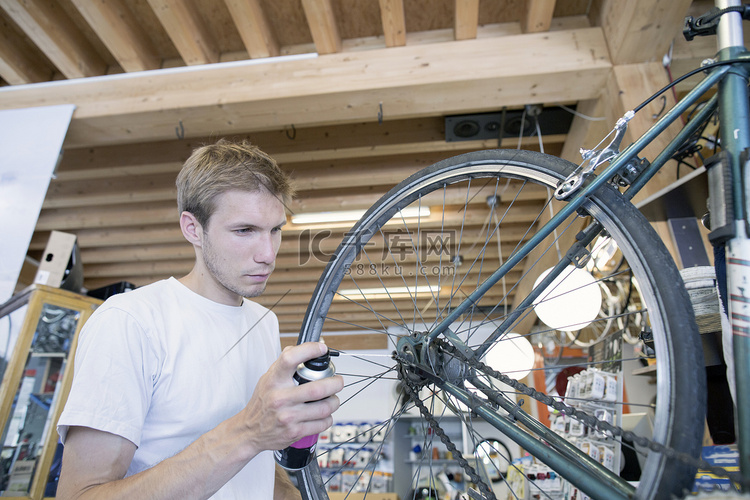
[275,349,338,470]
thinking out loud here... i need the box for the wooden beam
[36,202,179,231]
[560,98,609,163]
[0,28,611,147]
[52,119,562,179]
[44,152,563,221]
[0,12,54,83]
[41,172,546,232]
[521,0,556,34]
[300,0,342,54]
[70,0,161,72]
[80,243,194,264]
[595,0,693,65]
[454,0,478,40]
[378,0,406,47]
[223,0,280,58]
[146,0,219,65]
[604,61,684,203]
[0,0,106,79]
[80,249,517,279]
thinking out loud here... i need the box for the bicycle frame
[416,0,750,495]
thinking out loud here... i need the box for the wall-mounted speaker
[445,105,576,142]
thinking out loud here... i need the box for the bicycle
[290,1,750,498]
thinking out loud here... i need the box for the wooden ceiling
[0,0,719,335]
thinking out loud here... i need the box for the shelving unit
[0,285,101,499]
[316,421,394,496]
[393,415,498,499]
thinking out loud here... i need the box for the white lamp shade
[484,332,536,380]
[532,266,602,332]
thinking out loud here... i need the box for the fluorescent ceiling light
[337,285,436,300]
[291,207,430,225]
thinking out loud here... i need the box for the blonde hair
[176,139,293,227]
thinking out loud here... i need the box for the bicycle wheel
[294,149,705,500]
[564,281,619,348]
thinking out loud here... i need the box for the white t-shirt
[58,277,281,499]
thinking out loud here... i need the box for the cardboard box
[693,444,739,493]
[33,230,78,288]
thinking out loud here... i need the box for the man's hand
[56,342,343,500]
[240,342,344,456]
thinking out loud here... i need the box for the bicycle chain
[397,359,498,500]
[426,337,748,492]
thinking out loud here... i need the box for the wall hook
[286,124,296,140]
[378,102,383,125]
[175,120,185,139]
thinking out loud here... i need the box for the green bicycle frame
[421,2,750,495]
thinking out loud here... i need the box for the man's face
[199,189,286,302]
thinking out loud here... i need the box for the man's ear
[180,211,204,247]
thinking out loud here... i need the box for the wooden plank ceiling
[0,0,715,336]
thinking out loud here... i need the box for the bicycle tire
[295,149,706,500]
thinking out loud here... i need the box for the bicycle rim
[295,149,706,500]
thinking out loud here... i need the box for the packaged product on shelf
[319,426,332,445]
[565,374,579,400]
[327,447,345,467]
[569,418,585,437]
[342,446,358,467]
[599,444,615,471]
[505,459,529,500]
[552,414,567,434]
[580,440,600,462]
[603,372,618,402]
[355,470,373,492]
[371,422,387,442]
[525,464,563,499]
[589,369,606,400]
[341,423,357,442]
[320,469,341,493]
[371,471,392,493]
[593,408,614,438]
[357,422,373,443]
[332,423,345,443]
[355,447,373,468]
[557,366,622,496]
[340,469,359,493]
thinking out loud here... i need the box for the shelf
[29,352,66,358]
[632,364,657,376]
[635,166,707,221]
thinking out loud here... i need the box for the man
[56,139,343,499]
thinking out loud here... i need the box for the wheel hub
[395,333,468,387]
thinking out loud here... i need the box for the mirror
[474,438,512,482]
